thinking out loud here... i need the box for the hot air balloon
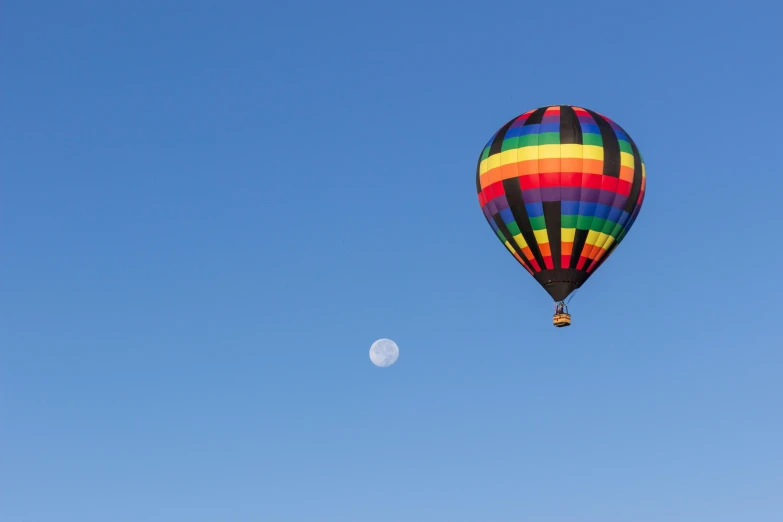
[476,105,646,327]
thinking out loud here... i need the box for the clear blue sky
[2,1,782,521]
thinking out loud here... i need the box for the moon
[369,339,399,367]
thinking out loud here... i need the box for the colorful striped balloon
[476,105,646,303]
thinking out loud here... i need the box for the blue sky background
[2,1,782,521]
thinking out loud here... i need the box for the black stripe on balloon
[502,177,546,270]
[546,105,581,275]
[488,116,518,157]
[570,228,589,270]
[491,213,531,272]
[586,109,621,178]
[624,133,644,215]
[476,138,494,195]
[475,151,482,193]
[560,105,583,272]
[523,106,546,126]
[543,201,562,275]
[559,105,583,145]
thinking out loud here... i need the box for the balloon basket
[553,313,571,328]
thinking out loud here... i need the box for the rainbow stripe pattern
[476,105,646,302]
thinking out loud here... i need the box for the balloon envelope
[476,105,646,302]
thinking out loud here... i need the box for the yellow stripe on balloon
[533,229,549,245]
